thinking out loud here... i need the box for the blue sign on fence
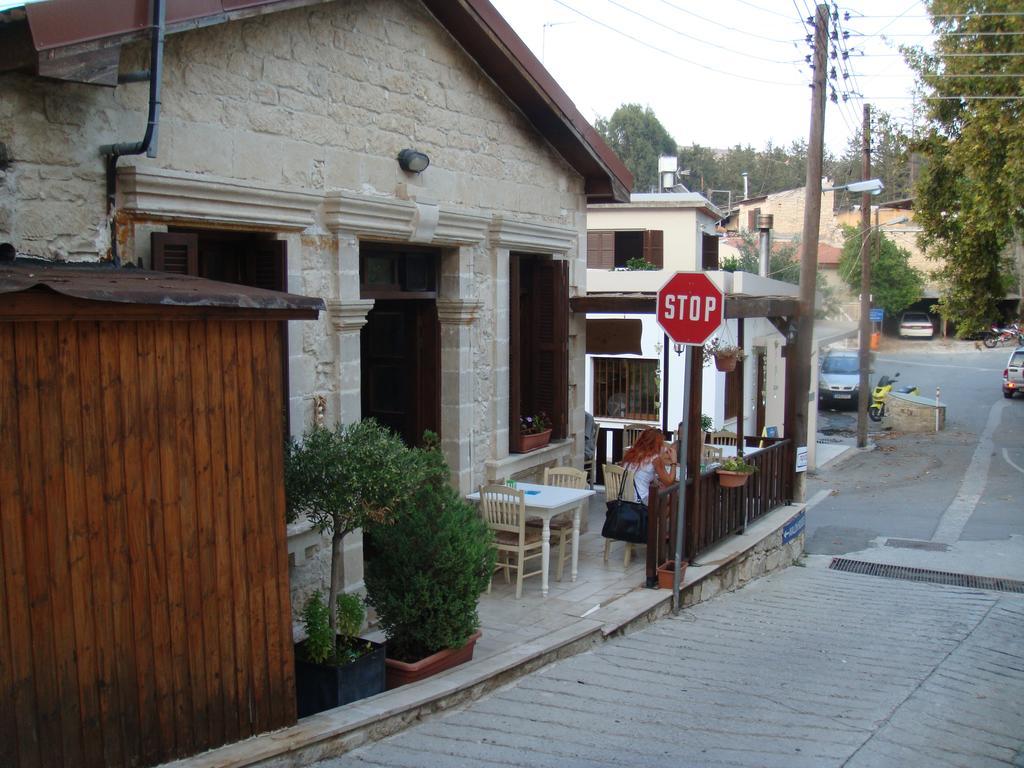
[869,308,884,322]
[782,510,805,544]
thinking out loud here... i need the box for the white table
[467,482,595,597]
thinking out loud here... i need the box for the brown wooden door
[361,300,439,446]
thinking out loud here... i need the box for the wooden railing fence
[645,438,793,586]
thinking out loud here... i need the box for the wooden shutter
[701,232,720,270]
[509,255,522,449]
[151,232,198,275]
[747,207,760,232]
[725,365,742,420]
[642,230,664,268]
[531,259,569,439]
[247,240,287,292]
[586,231,614,269]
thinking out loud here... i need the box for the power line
[849,11,1024,20]
[853,50,1024,57]
[864,94,1024,100]
[652,0,794,45]
[602,0,797,64]
[734,0,801,22]
[550,0,805,86]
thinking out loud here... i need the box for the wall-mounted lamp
[397,149,430,173]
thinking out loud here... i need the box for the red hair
[622,428,665,468]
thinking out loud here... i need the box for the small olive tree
[285,419,413,637]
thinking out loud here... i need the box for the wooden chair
[708,429,738,446]
[527,466,587,581]
[622,423,647,452]
[602,463,639,568]
[701,444,724,465]
[583,423,601,487]
[479,485,544,599]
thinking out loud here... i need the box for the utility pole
[790,3,828,503]
[857,104,872,449]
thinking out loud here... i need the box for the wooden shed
[0,261,323,768]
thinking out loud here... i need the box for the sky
[488,0,936,157]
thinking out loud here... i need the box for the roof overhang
[1,0,632,203]
[0,260,324,319]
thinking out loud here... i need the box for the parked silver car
[819,350,861,409]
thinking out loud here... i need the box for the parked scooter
[868,373,920,422]
[982,322,1023,349]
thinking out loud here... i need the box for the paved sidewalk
[319,561,1024,768]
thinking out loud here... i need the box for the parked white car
[1003,346,1024,399]
[898,311,934,339]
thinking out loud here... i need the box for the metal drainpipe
[100,0,166,264]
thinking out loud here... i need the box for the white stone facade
[1,0,592,609]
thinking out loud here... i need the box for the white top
[623,459,655,504]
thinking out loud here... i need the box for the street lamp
[824,178,885,196]
[856,215,909,447]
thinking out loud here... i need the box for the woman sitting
[621,428,678,504]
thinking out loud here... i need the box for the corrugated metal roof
[0,260,324,315]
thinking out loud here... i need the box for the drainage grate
[829,558,1024,594]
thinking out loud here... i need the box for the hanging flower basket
[704,338,745,372]
[714,351,740,372]
[716,457,756,488]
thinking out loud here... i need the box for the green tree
[595,104,677,192]
[284,420,415,637]
[835,110,913,202]
[904,0,1024,333]
[837,225,925,316]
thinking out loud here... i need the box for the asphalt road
[807,340,1024,577]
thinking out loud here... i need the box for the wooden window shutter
[701,232,720,270]
[530,259,569,440]
[725,365,741,420]
[151,232,198,275]
[586,231,614,269]
[642,230,664,268]
[247,240,287,292]
[747,207,760,232]
[509,255,522,450]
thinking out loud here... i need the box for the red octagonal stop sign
[657,272,724,345]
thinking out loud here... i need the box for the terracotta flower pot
[516,428,552,453]
[716,469,752,488]
[656,559,688,590]
[714,353,738,372]
[384,631,482,689]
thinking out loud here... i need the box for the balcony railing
[644,437,793,586]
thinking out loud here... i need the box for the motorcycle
[868,373,920,422]
[982,322,1023,349]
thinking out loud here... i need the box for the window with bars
[593,357,660,421]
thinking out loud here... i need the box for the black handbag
[601,475,648,544]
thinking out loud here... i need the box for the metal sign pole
[672,351,693,614]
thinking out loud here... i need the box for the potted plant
[285,419,415,639]
[656,559,688,590]
[704,338,746,372]
[516,411,552,452]
[363,432,496,688]
[293,591,386,717]
[716,456,757,488]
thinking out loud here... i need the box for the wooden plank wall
[0,317,296,768]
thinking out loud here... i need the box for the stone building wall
[1,0,592,614]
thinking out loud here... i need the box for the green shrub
[301,591,334,665]
[363,433,496,662]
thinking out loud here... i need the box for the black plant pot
[294,639,386,718]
